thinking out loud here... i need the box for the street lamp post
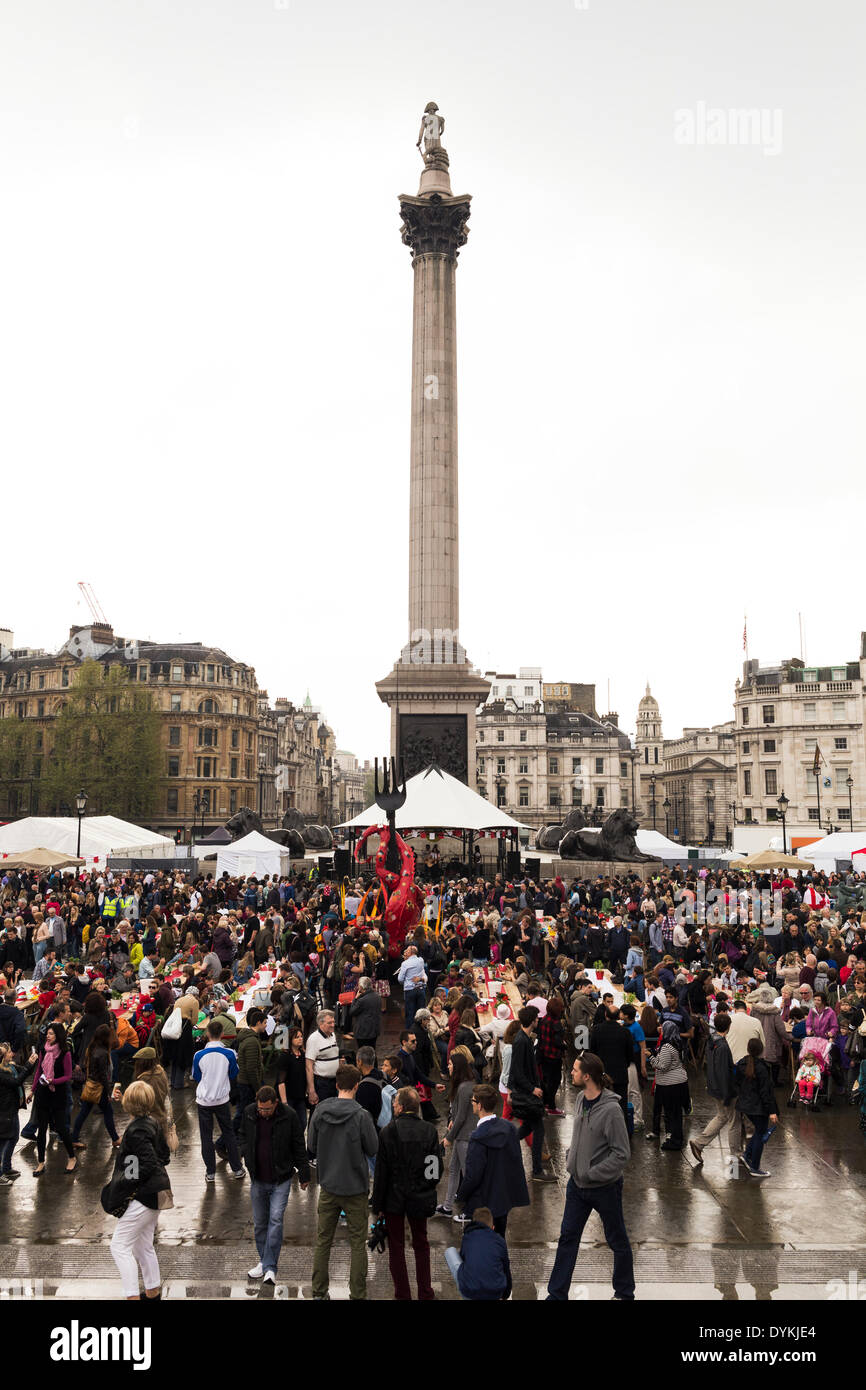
[847,774,854,830]
[650,774,657,830]
[75,789,87,859]
[706,790,712,846]
[663,796,671,838]
[776,790,789,855]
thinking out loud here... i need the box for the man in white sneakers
[192,1019,246,1182]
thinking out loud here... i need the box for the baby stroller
[787,1034,834,1110]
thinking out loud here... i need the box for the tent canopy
[796,832,866,866]
[731,850,813,871]
[337,766,528,834]
[0,816,174,867]
[216,830,291,880]
[0,848,85,870]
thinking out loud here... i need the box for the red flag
[812,745,823,776]
[743,617,747,651]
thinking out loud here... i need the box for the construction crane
[77,581,109,626]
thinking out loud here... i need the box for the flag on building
[812,745,823,776]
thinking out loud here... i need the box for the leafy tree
[43,661,162,820]
[0,718,40,815]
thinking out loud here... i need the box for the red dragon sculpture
[354,822,424,959]
[353,758,424,959]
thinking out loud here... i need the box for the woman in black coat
[71,1024,120,1147]
[0,1041,37,1181]
[370,1089,442,1301]
[735,1036,778,1178]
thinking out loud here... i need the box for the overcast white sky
[1,0,863,756]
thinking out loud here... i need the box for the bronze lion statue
[559,806,654,862]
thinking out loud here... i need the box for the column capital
[399,193,471,264]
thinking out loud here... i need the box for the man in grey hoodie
[546,1051,634,1301]
[307,1062,379,1300]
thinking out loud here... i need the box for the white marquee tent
[0,816,175,868]
[797,833,866,871]
[337,766,528,834]
[216,830,291,880]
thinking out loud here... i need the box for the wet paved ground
[3,1011,865,1300]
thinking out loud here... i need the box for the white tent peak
[339,766,527,832]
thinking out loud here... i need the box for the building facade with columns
[475,678,636,835]
[662,723,737,846]
[733,648,866,839]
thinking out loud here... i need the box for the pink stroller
[788,1034,834,1110]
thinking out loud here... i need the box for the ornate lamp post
[75,789,87,859]
[649,774,657,830]
[663,796,671,838]
[846,774,854,830]
[776,790,789,855]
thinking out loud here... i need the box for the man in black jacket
[371,1087,442,1301]
[456,1084,529,1234]
[689,1011,738,1164]
[509,1007,554,1182]
[346,978,382,1056]
[589,1007,634,1120]
[240,1085,310,1283]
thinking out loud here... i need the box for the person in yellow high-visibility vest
[101,889,120,925]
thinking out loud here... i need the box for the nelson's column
[376,103,490,784]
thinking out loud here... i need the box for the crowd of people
[1,856,865,1299]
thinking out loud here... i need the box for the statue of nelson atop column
[416,101,449,169]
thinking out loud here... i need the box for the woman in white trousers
[108,1081,172,1300]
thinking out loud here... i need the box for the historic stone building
[475,677,636,836]
[0,623,261,840]
[634,684,664,823]
[733,648,866,839]
[662,723,737,846]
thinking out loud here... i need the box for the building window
[207,664,215,682]
[762,705,775,725]
[763,739,775,753]
[230,758,239,778]
[654,747,659,764]
[247,732,253,750]
[744,770,752,796]
[549,791,560,808]
[804,702,816,721]
[519,757,528,774]
[478,758,485,774]
[595,787,605,806]
[168,757,180,777]
[571,758,581,773]
[497,730,504,742]
[839,807,851,821]
[595,758,604,775]
[199,699,215,715]
[232,697,239,714]
[519,729,527,742]
[491,687,498,697]
[497,787,506,807]
[572,785,581,804]
[138,665,148,681]
[166,789,178,813]
[835,737,848,750]
[549,757,559,775]
[519,788,529,807]
[506,686,513,697]
[198,726,218,747]
[742,707,749,725]
[496,757,505,775]
[524,687,533,697]
[808,807,820,820]
[764,769,777,795]
[37,699,45,717]
[479,731,484,742]
[170,694,182,713]
[644,747,649,764]
[832,701,845,721]
[172,665,183,682]
[62,668,69,687]
[804,737,817,752]
[231,729,239,750]
[168,727,181,747]
[743,740,750,754]
[196,758,214,778]
[245,758,253,779]
[38,674,45,689]
[229,790,238,815]
[620,762,628,778]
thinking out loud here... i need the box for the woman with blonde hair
[106,1080,172,1300]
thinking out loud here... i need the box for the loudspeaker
[506,850,522,877]
[524,856,541,882]
[333,848,351,878]
[317,855,335,877]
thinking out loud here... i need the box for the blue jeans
[547,1177,634,1300]
[198,1102,242,1175]
[1,1113,19,1172]
[112,1043,137,1083]
[71,1092,119,1143]
[445,1246,467,1299]
[743,1113,769,1172]
[250,1179,292,1275]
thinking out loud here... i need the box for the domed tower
[635,683,664,824]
